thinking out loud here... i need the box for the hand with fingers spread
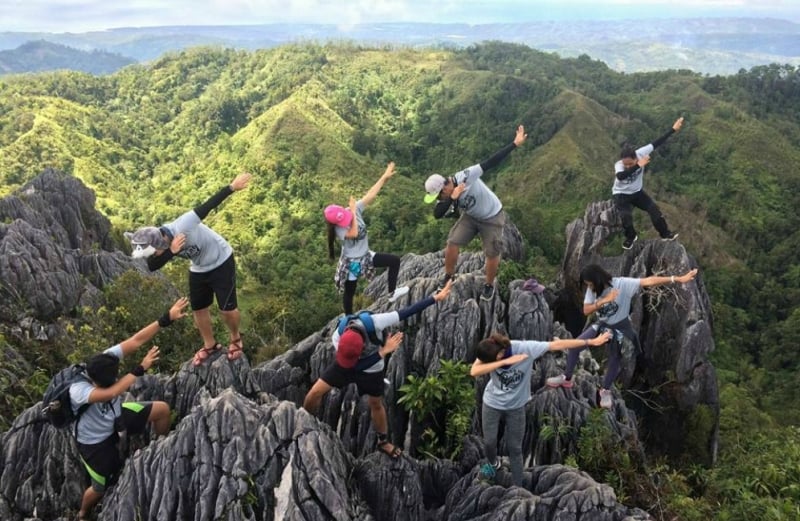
[230,173,252,191]
[140,346,160,371]
[170,233,186,254]
[514,125,527,147]
[169,297,190,322]
[380,332,404,358]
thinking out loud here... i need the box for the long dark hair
[619,142,636,160]
[326,222,337,261]
[475,333,511,363]
[580,264,613,295]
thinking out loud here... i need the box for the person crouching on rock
[471,331,611,486]
[303,280,452,458]
[546,264,699,409]
[72,297,188,521]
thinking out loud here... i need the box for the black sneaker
[438,273,455,290]
[622,235,638,250]
[661,232,679,241]
[480,284,495,301]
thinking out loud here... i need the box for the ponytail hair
[326,222,337,261]
[475,333,511,363]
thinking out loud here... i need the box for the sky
[1,0,798,33]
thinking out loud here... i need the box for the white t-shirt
[584,277,641,325]
[69,344,123,445]
[451,164,503,220]
[612,144,654,195]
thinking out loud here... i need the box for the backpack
[337,311,383,346]
[41,364,91,430]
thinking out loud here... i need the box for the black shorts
[320,363,384,397]
[188,254,237,311]
[77,402,153,492]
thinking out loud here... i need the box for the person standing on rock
[423,125,527,301]
[303,280,453,458]
[72,297,188,521]
[325,161,409,315]
[125,173,251,366]
[613,116,684,250]
[546,264,699,409]
[471,331,611,486]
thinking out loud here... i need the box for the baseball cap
[424,174,446,204]
[324,205,353,227]
[124,227,170,258]
[336,329,365,369]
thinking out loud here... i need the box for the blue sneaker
[480,463,497,479]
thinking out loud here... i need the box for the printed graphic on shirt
[178,244,201,260]
[496,367,524,392]
[459,194,477,211]
[596,300,620,320]
[620,168,643,184]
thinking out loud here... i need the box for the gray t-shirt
[482,340,550,410]
[335,200,369,260]
[452,164,503,220]
[331,310,398,373]
[162,210,233,273]
[612,143,654,195]
[584,276,641,326]
[70,345,123,445]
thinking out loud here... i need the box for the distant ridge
[0,40,135,75]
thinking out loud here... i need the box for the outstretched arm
[639,268,698,288]
[470,353,529,377]
[343,196,360,239]
[194,173,252,220]
[479,125,527,173]
[118,297,189,357]
[651,117,684,151]
[548,331,611,351]
[361,162,395,207]
[396,280,452,321]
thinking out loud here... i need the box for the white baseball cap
[424,174,446,204]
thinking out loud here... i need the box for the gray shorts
[447,210,505,258]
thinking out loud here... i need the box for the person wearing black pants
[325,162,409,315]
[613,117,684,249]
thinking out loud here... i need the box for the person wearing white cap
[324,162,409,315]
[423,125,527,301]
[124,173,251,366]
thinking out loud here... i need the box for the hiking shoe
[661,232,679,241]
[388,286,409,302]
[599,388,613,409]
[622,235,638,250]
[437,273,455,290]
[546,374,574,388]
[479,460,501,479]
[480,284,495,301]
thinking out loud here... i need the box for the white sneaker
[599,388,613,409]
[545,374,574,388]
[388,286,409,302]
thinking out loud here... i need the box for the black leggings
[343,252,400,315]
[613,189,670,240]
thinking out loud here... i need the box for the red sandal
[192,342,222,366]
[227,336,244,361]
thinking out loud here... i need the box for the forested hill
[0,40,135,75]
[0,41,799,519]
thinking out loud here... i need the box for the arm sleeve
[397,296,436,321]
[103,344,124,360]
[479,142,517,172]
[615,163,641,181]
[194,185,234,220]
[583,288,596,305]
[146,249,175,271]
[619,277,642,298]
[433,199,455,219]
[651,128,676,150]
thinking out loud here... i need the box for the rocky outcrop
[556,201,719,464]
[0,168,144,325]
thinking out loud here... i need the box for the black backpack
[41,364,91,430]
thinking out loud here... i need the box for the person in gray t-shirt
[324,162,410,315]
[423,125,527,302]
[613,116,684,250]
[70,297,187,521]
[546,263,699,409]
[125,173,251,365]
[471,331,610,486]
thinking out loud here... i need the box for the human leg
[505,406,527,487]
[633,190,672,238]
[302,378,334,415]
[481,402,503,466]
[613,193,637,246]
[343,279,358,315]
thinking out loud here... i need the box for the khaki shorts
[447,210,505,258]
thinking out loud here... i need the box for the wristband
[130,365,145,377]
[158,311,173,328]
[671,276,675,284]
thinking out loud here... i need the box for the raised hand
[230,173,252,191]
[514,125,527,147]
[170,233,186,254]
[382,162,396,180]
[382,332,404,357]
[140,346,160,370]
[600,288,619,306]
[450,183,466,200]
[169,297,190,321]
[637,156,651,168]
[676,268,699,283]
[673,117,684,132]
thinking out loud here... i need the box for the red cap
[336,329,365,369]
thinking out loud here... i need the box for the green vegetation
[0,42,798,519]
